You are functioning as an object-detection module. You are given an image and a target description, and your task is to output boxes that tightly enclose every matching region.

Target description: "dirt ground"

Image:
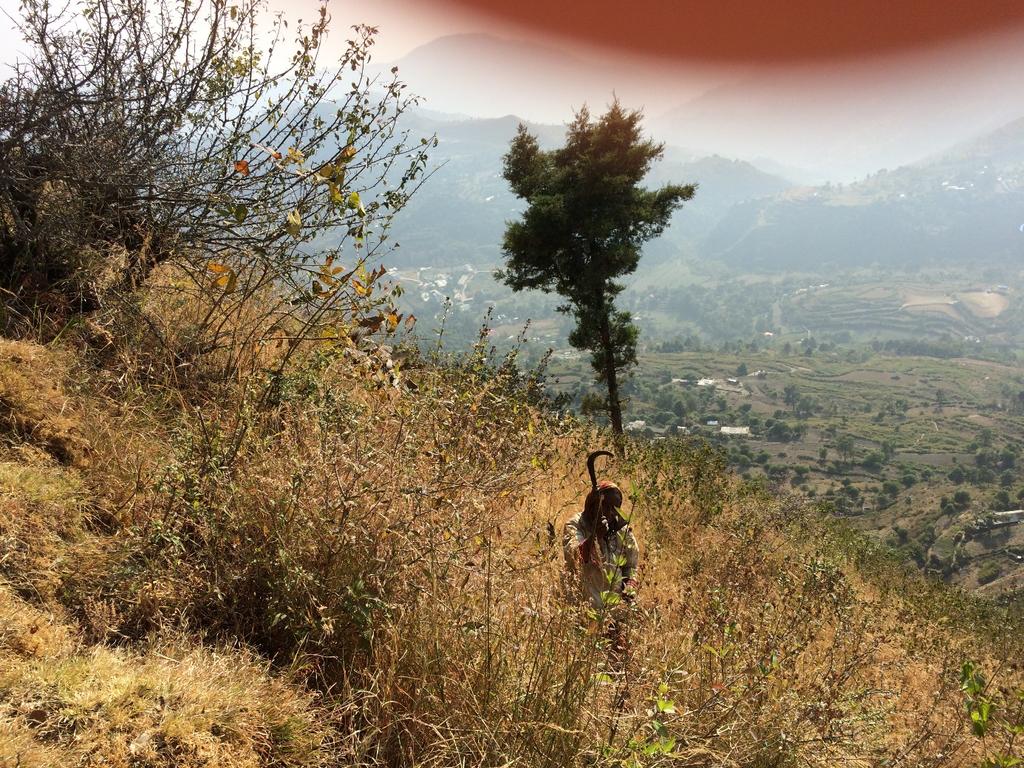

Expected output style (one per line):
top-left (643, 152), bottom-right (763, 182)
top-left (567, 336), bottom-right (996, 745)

top-left (959, 290), bottom-right (1010, 318)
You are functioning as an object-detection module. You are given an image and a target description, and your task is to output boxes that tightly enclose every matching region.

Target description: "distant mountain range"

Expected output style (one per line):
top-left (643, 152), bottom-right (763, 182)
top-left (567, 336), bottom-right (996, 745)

top-left (387, 104), bottom-right (1024, 279)
top-left (650, 65), bottom-right (1024, 182)
top-left (369, 31), bottom-right (1024, 308)
top-left (703, 116), bottom-right (1024, 272)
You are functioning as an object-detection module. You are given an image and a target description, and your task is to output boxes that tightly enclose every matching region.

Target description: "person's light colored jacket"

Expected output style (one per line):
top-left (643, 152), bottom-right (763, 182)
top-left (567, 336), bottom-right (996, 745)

top-left (562, 512), bottom-right (639, 610)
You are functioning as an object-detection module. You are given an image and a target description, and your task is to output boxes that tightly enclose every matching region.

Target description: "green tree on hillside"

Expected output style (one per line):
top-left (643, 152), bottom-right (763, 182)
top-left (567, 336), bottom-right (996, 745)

top-left (498, 102), bottom-right (694, 435)
top-left (783, 383), bottom-right (801, 409)
top-left (795, 395), bottom-right (816, 418)
top-left (836, 434), bottom-right (856, 464)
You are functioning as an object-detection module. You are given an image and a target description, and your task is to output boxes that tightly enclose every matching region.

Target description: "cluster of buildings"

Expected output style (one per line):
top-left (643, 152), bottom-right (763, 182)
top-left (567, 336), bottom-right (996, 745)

top-left (393, 265), bottom-right (484, 310)
top-left (792, 283), bottom-right (830, 297)
top-left (624, 419), bottom-right (752, 438)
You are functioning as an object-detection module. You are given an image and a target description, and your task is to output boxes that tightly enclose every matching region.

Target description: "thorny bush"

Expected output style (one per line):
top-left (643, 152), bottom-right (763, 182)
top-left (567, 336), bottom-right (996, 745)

top-left (0, 0), bottom-right (432, 339)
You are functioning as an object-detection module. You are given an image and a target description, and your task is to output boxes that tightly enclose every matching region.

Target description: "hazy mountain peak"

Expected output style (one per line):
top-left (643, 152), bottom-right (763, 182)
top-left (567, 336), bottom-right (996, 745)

top-left (652, 62), bottom-right (1024, 182)
top-left (931, 114), bottom-right (1024, 167)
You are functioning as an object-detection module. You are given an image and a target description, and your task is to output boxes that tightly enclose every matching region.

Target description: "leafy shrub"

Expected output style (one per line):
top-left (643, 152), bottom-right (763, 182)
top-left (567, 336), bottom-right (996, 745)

top-left (961, 660), bottom-right (1024, 765)
top-left (0, 0), bottom-right (431, 329)
top-left (862, 451), bottom-right (885, 472)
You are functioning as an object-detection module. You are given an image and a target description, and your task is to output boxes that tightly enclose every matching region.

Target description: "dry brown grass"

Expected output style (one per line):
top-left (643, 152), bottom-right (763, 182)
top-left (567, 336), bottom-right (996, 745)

top-left (0, 612), bottom-right (333, 768)
top-left (0, 339), bottom-right (91, 466)
top-left (321, 436), bottom-right (1017, 767)
top-left (0, 458), bottom-right (93, 603)
top-left (0, 331), bottom-right (336, 768)
top-left (0, 341), bottom-right (99, 610)
top-left (0, 582), bottom-right (75, 659)
top-left (0, 321), bottom-right (1022, 767)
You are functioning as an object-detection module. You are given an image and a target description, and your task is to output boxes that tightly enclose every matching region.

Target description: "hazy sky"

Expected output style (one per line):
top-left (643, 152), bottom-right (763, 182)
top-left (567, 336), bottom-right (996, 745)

top-left (3, 0), bottom-right (1023, 178)
top-left (309, 0), bottom-right (508, 62)
top-left (4, 0), bottom-right (1022, 78)
top-left (0, 0), bottom-right (498, 64)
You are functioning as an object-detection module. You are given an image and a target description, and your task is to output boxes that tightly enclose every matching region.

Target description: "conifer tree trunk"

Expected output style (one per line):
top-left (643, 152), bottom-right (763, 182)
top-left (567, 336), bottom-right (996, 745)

top-left (598, 302), bottom-right (625, 437)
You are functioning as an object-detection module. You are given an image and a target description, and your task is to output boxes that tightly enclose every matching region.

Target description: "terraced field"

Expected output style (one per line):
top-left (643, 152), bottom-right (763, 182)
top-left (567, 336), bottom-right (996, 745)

top-left (778, 279), bottom-right (1021, 341)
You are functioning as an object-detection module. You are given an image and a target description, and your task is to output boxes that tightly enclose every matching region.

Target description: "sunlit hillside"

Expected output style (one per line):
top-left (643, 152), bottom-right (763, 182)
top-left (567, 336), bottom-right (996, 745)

top-left (1, 311), bottom-right (1022, 766)
top-left (2, 1), bottom-right (1024, 765)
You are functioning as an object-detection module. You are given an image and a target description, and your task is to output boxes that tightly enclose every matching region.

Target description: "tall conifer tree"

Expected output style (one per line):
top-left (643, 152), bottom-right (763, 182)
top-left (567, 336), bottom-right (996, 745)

top-left (500, 102), bottom-right (695, 435)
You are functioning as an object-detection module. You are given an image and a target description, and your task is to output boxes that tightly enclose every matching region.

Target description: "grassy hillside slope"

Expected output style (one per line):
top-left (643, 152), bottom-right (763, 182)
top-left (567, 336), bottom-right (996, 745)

top-left (0, 319), bottom-right (1022, 767)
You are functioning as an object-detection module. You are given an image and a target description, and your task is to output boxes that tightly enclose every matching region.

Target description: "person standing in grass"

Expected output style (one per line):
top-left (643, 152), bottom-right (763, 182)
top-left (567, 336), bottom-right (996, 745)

top-left (563, 452), bottom-right (639, 611)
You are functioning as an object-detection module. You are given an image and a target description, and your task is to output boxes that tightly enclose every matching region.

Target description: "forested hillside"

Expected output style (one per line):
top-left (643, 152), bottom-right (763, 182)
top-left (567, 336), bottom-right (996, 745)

top-left (704, 118), bottom-right (1024, 271)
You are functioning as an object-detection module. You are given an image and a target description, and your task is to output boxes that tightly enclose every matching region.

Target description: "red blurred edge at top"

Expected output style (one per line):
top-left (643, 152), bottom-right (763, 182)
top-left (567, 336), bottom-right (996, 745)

top-left (442, 0), bottom-right (1024, 62)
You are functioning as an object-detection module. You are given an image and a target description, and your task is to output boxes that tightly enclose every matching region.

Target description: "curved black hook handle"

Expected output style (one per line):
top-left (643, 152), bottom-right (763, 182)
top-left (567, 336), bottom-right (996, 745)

top-left (586, 450), bottom-right (614, 492)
